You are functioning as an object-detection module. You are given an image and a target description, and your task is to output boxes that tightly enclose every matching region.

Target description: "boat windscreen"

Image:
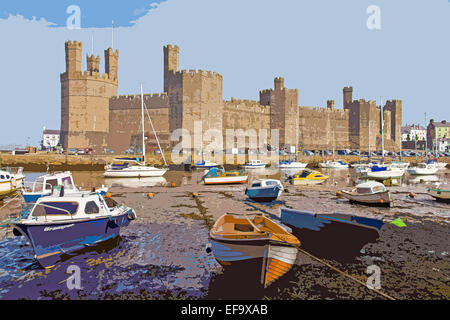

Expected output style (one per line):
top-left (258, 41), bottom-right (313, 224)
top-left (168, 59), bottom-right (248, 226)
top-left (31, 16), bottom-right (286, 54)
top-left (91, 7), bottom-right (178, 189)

top-left (62, 176), bottom-right (75, 190)
top-left (32, 201), bottom-right (79, 216)
top-left (357, 187), bottom-right (372, 194)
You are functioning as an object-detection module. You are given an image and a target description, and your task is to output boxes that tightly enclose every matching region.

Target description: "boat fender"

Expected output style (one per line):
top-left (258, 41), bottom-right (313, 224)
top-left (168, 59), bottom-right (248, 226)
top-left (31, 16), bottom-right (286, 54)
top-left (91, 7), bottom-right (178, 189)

top-left (205, 243), bottom-right (212, 254)
top-left (127, 209), bottom-right (137, 221)
top-left (12, 228), bottom-right (21, 237)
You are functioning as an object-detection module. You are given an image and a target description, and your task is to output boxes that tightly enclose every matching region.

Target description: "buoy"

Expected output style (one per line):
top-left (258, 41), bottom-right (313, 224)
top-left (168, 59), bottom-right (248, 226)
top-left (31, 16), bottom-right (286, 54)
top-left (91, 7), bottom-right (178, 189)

top-left (409, 192), bottom-right (415, 198)
top-left (147, 192), bottom-right (154, 199)
top-left (106, 192), bottom-right (112, 198)
top-left (192, 192), bottom-right (199, 198)
top-left (171, 182), bottom-right (176, 187)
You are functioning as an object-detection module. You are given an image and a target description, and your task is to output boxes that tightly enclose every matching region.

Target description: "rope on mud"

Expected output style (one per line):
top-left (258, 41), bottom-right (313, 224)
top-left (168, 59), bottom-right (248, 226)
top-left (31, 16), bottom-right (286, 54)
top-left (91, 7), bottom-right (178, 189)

top-left (295, 246), bottom-right (396, 300)
top-left (242, 202), bottom-right (397, 300)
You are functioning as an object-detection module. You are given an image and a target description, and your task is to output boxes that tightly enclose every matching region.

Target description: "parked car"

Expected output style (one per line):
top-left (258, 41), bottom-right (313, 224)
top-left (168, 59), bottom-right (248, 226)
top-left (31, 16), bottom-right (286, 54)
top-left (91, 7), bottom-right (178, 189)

top-left (324, 150), bottom-right (333, 156)
top-left (125, 148), bottom-right (135, 154)
top-left (337, 150), bottom-right (348, 156)
top-left (304, 150), bottom-right (314, 156)
top-left (68, 148), bottom-right (78, 155)
top-left (350, 151), bottom-right (359, 156)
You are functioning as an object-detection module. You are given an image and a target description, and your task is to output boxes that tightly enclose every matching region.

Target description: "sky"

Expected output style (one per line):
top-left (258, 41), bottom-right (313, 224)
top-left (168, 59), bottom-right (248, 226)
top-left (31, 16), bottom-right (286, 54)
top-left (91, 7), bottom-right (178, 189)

top-left (0, 0), bottom-right (449, 147)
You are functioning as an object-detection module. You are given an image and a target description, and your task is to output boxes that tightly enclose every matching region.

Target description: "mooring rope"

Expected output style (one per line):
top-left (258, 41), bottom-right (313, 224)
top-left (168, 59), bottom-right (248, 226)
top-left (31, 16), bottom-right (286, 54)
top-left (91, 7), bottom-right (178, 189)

top-left (242, 201), bottom-right (396, 300)
top-left (0, 193), bottom-right (20, 211)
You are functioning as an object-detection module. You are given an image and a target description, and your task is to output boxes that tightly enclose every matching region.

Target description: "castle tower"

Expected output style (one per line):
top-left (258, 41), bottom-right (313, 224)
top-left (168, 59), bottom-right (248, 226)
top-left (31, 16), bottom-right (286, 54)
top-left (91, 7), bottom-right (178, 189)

top-left (65, 40), bottom-right (82, 75)
top-left (164, 45), bottom-right (179, 93)
top-left (86, 54), bottom-right (100, 74)
top-left (60, 41), bottom-right (118, 151)
top-left (327, 100), bottom-right (335, 109)
top-left (343, 86), bottom-right (353, 109)
top-left (384, 100), bottom-right (402, 150)
top-left (105, 48), bottom-right (119, 80)
top-left (261, 77), bottom-right (299, 149)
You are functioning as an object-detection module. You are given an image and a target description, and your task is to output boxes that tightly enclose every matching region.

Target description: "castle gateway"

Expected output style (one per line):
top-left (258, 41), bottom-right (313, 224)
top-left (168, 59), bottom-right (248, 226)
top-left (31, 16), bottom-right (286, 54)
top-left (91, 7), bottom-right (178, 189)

top-left (60, 41), bottom-right (402, 154)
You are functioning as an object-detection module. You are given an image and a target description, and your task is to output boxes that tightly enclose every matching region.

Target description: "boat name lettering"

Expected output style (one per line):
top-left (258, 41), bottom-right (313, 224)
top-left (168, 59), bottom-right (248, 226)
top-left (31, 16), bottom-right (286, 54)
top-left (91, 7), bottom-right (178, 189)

top-left (44, 224), bottom-right (75, 232)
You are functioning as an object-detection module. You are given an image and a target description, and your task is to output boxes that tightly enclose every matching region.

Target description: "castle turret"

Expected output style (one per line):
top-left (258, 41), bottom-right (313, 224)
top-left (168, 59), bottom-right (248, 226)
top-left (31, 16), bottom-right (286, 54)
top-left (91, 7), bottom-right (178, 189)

top-left (274, 77), bottom-right (285, 91)
top-left (87, 54), bottom-right (100, 74)
top-left (343, 86), bottom-right (353, 109)
top-left (164, 45), bottom-right (180, 92)
top-left (65, 40), bottom-right (82, 75)
top-left (327, 100), bottom-right (335, 109)
top-left (105, 48), bottom-right (119, 81)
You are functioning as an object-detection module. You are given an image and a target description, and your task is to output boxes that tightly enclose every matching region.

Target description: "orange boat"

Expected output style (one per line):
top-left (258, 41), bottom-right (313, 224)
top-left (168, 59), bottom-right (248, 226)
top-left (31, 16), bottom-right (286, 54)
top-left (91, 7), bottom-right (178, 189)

top-left (210, 213), bottom-right (300, 288)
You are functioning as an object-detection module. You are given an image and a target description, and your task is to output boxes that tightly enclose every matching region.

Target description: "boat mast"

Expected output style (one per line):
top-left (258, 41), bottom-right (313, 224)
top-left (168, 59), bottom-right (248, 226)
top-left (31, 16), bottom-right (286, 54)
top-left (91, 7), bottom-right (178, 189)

top-left (380, 97), bottom-right (384, 162)
top-left (368, 120), bottom-right (371, 160)
top-left (425, 112), bottom-right (428, 161)
top-left (140, 83), bottom-right (146, 165)
top-left (143, 99), bottom-right (168, 167)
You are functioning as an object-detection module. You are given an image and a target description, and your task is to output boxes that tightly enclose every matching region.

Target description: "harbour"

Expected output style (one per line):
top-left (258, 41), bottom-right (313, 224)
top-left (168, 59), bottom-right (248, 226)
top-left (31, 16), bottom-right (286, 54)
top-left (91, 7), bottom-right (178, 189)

top-left (0, 164), bottom-right (448, 300)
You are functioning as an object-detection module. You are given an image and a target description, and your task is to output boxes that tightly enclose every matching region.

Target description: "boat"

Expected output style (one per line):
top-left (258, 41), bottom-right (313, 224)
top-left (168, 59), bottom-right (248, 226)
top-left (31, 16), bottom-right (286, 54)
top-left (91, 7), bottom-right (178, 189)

top-left (0, 170), bottom-right (19, 201)
top-left (427, 184), bottom-right (450, 203)
top-left (279, 208), bottom-right (384, 262)
top-left (104, 158), bottom-right (167, 178)
top-left (104, 83), bottom-right (168, 178)
top-left (278, 160), bottom-right (307, 169)
top-left (202, 167), bottom-right (248, 185)
top-left (389, 161), bottom-right (410, 170)
top-left (241, 159), bottom-right (266, 169)
top-left (341, 181), bottom-right (391, 207)
top-left (1, 167), bottom-right (25, 189)
top-left (407, 163), bottom-right (438, 175)
top-left (22, 171), bottom-right (108, 203)
top-left (286, 169), bottom-right (328, 185)
top-left (193, 160), bottom-right (218, 169)
top-left (427, 160), bottom-right (447, 170)
top-left (360, 165), bottom-right (405, 180)
top-left (351, 160), bottom-right (379, 169)
top-left (408, 175), bottom-right (439, 184)
top-left (8, 191), bottom-right (137, 267)
top-left (245, 179), bottom-right (283, 202)
top-left (318, 160), bottom-right (348, 169)
top-left (210, 213), bottom-right (300, 288)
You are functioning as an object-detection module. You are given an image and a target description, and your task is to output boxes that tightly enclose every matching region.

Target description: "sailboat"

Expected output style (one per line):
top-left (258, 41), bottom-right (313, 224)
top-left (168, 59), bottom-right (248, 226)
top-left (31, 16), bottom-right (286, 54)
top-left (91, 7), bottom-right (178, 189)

top-left (104, 84), bottom-right (167, 178)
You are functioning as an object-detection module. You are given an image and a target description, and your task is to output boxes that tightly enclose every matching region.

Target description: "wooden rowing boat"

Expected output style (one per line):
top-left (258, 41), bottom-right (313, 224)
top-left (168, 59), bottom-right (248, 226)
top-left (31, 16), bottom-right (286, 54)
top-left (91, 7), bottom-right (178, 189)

top-left (210, 213), bottom-right (300, 288)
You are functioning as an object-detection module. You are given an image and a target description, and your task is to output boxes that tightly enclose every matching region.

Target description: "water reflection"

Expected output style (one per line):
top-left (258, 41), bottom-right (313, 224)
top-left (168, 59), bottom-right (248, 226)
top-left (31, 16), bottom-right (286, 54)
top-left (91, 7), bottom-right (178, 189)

top-left (104, 177), bottom-right (167, 188)
top-left (407, 175), bottom-right (440, 184)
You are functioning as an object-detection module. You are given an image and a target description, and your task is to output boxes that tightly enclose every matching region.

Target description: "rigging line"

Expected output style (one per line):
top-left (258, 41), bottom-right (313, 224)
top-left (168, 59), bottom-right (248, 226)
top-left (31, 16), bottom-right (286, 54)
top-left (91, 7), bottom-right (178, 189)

top-left (143, 101), bottom-right (168, 167)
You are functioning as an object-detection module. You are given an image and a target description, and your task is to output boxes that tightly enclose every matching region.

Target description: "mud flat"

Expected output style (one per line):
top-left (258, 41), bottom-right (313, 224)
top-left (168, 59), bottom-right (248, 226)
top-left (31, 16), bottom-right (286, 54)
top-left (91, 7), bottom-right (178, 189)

top-left (0, 175), bottom-right (448, 300)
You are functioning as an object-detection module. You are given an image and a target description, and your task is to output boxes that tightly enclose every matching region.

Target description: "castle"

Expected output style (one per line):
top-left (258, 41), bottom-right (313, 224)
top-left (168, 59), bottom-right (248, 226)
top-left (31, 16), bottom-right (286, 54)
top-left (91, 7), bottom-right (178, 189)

top-left (60, 41), bottom-right (402, 154)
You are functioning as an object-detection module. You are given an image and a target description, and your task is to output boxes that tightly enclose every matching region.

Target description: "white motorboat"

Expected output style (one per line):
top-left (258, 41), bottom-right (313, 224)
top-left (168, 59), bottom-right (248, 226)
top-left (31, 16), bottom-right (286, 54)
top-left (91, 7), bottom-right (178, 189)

top-left (360, 165), bottom-right (405, 180)
top-left (9, 191), bottom-right (136, 267)
top-left (341, 181), bottom-right (391, 207)
top-left (278, 160), bottom-right (308, 169)
top-left (241, 159), bottom-right (266, 169)
top-left (1, 167), bottom-right (24, 189)
top-left (193, 160), bottom-right (219, 169)
top-left (319, 160), bottom-right (349, 169)
top-left (389, 161), bottom-right (410, 170)
top-left (104, 84), bottom-right (168, 178)
top-left (407, 163), bottom-right (438, 175)
top-left (22, 171), bottom-right (108, 203)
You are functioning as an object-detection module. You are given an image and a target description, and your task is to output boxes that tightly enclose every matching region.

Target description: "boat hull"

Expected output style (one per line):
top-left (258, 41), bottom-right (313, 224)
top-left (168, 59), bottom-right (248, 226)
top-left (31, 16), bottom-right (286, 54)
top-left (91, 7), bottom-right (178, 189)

top-left (428, 188), bottom-right (450, 203)
top-left (203, 176), bottom-right (248, 185)
top-left (341, 190), bottom-right (391, 207)
top-left (291, 178), bottom-right (327, 185)
top-left (279, 163), bottom-right (307, 169)
top-left (361, 169), bottom-right (404, 180)
top-left (245, 186), bottom-right (282, 202)
top-left (407, 168), bottom-right (438, 175)
top-left (12, 211), bottom-right (132, 267)
top-left (103, 168), bottom-right (167, 177)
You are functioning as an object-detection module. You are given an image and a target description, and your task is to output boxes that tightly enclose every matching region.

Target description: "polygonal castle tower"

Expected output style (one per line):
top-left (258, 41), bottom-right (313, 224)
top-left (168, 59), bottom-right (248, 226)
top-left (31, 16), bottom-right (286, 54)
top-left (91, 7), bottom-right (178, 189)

top-left (60, 40), bottom-right (118, 150)
top-left (163, 45), bottom-right (223, 149)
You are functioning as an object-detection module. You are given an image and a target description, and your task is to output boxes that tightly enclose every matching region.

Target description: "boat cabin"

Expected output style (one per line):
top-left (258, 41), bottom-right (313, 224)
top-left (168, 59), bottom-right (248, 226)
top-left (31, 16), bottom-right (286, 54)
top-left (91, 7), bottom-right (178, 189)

top-left (250, 179), bottom-right (282, 189)
top-left (29, 171), bottom-right (78, 194)
top-left (356, 181), bottom-right (387, 194)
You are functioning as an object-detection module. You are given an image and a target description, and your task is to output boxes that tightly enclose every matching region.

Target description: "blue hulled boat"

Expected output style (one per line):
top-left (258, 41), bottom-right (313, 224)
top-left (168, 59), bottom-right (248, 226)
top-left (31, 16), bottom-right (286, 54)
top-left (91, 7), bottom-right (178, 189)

top-left (9, 190), bottom-right (136, 267)
top-left (245, 179), bottom-right (283, 202)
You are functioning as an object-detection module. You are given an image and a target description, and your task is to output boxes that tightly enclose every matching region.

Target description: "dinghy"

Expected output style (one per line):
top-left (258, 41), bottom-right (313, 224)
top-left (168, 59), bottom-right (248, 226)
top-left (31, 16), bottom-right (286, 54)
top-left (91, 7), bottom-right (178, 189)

top-left (8, 191), bottom-right (136, 267)
top-left (210, 213), bottom-right (300, 288)
top-left (245, 179), bottom-right (283, 202)
top-left (427, 184), bottom-right (450, 203)
top-left (193, 160), bottom-right (218, 169)
top-left (341, 181), bottom-right (391, 207)
top-left (202, 167), bottom-right (248, 185)
top-left (280, 208), bottom-right (383, 262)
top-left (286, 169), bottom-right (328, 185)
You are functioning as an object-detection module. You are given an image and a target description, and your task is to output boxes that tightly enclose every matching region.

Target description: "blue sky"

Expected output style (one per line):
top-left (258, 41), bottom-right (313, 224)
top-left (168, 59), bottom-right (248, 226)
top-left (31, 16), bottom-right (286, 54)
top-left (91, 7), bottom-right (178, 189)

top-left (0, 0), bottom-right (449, 147)
top-left (0, 0), bottom-right (165, 27)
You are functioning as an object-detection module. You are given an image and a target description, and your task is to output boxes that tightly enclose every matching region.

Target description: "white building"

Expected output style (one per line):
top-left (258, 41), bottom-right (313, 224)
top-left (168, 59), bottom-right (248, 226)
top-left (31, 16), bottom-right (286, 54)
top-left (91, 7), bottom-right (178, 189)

top-left (401, 124), bottom-right (426, 141)
top-left (42, 127), bottom-right (60, 149)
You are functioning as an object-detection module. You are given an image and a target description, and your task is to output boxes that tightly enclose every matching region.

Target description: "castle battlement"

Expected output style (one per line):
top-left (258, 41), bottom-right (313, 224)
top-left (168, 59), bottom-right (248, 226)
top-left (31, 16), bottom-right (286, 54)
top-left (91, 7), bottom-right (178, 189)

top-left (110, 93), bottom-right (168, 101)
top-left (65, 40), bottom-right (82, 48)
top-left (177, 69), bottom-right (222, 79)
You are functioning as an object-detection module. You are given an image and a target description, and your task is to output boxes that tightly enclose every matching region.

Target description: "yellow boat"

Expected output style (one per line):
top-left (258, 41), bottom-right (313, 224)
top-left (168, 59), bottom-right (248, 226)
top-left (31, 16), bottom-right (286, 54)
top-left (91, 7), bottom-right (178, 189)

top-left (210, 213), bottom-right (300, 288)
top-left (287, 169), bottom-right (328, 185)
